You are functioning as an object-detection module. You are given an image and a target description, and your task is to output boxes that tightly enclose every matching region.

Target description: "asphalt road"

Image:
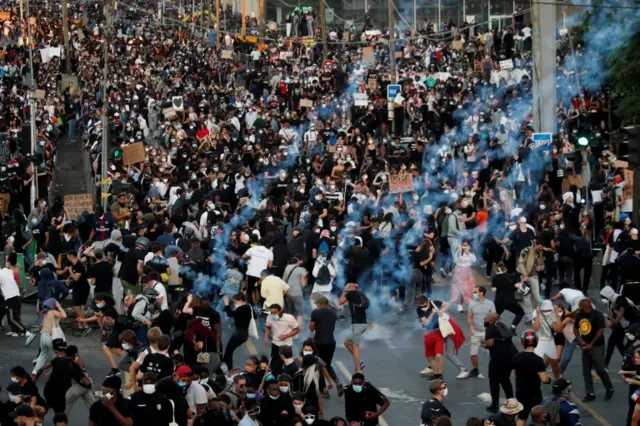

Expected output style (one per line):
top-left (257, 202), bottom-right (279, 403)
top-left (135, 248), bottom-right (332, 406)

top-left (1, 271), bottom-right (628, 426)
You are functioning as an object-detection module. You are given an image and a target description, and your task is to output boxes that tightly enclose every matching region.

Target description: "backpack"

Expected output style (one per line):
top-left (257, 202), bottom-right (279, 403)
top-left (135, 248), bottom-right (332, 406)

top-left (541, 397), bottom-right (563, 425)
top-left (357, 291), bottom-right (370, 310)
top-left (316, 264), bottom-right (331, 285)
top-left (126, 298), bottom-right (149, 328)
top-left (495, 321), bottom-right (514, 341)
top-left (318, 240), bottom-right (329, 254)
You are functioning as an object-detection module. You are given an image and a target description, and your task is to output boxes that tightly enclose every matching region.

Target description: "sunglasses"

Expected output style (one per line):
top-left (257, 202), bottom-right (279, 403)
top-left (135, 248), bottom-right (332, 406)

top-left (304, 415), bottom-right (316, 420)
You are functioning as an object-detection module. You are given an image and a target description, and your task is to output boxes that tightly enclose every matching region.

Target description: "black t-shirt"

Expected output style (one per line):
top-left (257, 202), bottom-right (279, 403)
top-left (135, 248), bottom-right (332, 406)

top-left (88, 260), bottom-right (114, 294)
top-left (485, 323), bottom-right (518, 360)
top-left (119, 248), bottom-right (146, 284)
top-left (89, 395), bottom-right (132, 426)
top-left (70, 261), bottom-right (89, 292)
top-left (421, 398), bottom-right (451, 422)
top-left (157, 376), bottom-right (190, 426)
top-left (574, 309), bottom-right (606, 346)
top-left (345, 290), bottom-right (367, 324)
top-left (344, 382), bottom-right (386, 425)
top-left (492, 273), bottom-right (518, 302)
top-left (310, 307), bottom-right (337, 345)
top-left (614, 296), bottom-right (640, 325)
top-left (511, 228), bottom-right (536, 254)
top-left (512, 351), bottom-right (546, 394)
top-left (192, 306), bottom-right (221, 349)
top-left (47, 356), bottom-right (87, 390)
top-left (129, 391), bottom-right (173, 426)
top-left (140, 352), bottom-right (174, 380)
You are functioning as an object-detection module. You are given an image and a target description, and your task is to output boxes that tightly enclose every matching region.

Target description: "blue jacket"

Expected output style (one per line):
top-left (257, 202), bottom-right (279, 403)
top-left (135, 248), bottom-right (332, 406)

top-left (542, 396), bottom-right (582, 426)
top-left (37, 269), bottom-right (69, 302)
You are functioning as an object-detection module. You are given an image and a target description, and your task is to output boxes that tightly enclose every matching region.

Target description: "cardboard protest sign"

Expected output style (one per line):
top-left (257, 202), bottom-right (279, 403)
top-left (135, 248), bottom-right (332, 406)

top-left (452, 40), bottom-right (463, 50)
top-left (389, 173), bottom-right (413, 193)
top-left (163, 108), bottom-right (177, 120)
top-left (362, 47), bottom-right (374, 63)
top-left (123, 142), bottom-right (146, 165)
top-left (624, 169), bottom-right (634, 201)
top-left (367, 78), bottom-right (377, 89)
top-left (64, 194), bottom-right (93, 218)
top-left (0, 193), bottom-right (10, 216)
top-left (34, 89), bottom-right (46, 100)
top-left (300, 99), bottom-right (313, 108)
top-left (354, 93), bottom-right (368, 106)
top-left (499, 59), bottom-right (514, 70)
top-left (221, 50), bottom-right (233, 59)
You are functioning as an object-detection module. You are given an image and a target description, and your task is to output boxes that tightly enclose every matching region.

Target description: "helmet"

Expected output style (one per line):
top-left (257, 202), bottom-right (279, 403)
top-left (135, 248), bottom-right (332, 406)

top-left (141, 287), bottom-right (159, 301)
top-left (521, 330), bottom-right (538, 348)
top-left (136, 237), bottom-right (151, 252)
top-left (517, 281), bottom-right (531, 296)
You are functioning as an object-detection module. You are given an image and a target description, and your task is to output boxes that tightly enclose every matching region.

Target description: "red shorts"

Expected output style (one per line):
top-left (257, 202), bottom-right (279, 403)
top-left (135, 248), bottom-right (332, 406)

top-left (424, 330), bottom-right (445, 358)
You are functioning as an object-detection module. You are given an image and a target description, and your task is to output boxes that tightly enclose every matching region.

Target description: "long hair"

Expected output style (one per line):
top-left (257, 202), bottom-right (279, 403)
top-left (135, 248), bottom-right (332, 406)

top-left (302, 363), bottom-right (320, 395)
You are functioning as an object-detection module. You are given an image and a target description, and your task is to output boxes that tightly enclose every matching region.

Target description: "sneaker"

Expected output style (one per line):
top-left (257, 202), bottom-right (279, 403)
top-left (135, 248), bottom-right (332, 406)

top-left (425, 374), bottom-right (443, 383)
top-left (420, 367), bottom-right (433, 376)
top-left (468, 368), bottom-right (479, 378)
top-left (31, 358), bottom-right (37, 365)
top-left (440, 268), bottom-right (447, 278)
top-left (6, 331), bottom-right (18, 337)
top-left (107, 368), bottom-right (121, 377)
top-left (605, 389), bottom-right (614, 401)
top-left (220, 362), bottom-right (229, 374)
top-left (477, 373), bottom-right (486, 379)
top-left (25, 331), bottom-right (36, 346)
top-left (486, 405), bottom-right (499, 413)
top-left (456, 370), bottom-right (470, 379)
top-left (457, 304), bottom-right (464, 313)
top-left (582, 393), bottom-right (596, 402)
top-left (337, 382), bottom-right (344, 397)
top-left (359, 361), bottom-right (366, 370)
top-left (79, 327), bottom-right (91, 337)
top-left (485, 274), bottom-right (492, 279)
top-left (323, 391), bottom-right (330, 399)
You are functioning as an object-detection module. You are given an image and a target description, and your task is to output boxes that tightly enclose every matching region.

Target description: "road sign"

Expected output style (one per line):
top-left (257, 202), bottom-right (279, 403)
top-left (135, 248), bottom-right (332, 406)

top-left (532, 132), bottom-right (552, 148)
top-left (387, 84), bottom-right (401, 100)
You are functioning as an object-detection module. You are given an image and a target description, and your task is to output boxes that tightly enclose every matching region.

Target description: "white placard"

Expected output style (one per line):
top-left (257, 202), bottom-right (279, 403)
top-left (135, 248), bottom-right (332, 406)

top-left (393, 94), bottom-right (405, 105)
top-left (354, 93), bottom-right (368, 106)
top-left (499, 59), bottom-right (514, 70)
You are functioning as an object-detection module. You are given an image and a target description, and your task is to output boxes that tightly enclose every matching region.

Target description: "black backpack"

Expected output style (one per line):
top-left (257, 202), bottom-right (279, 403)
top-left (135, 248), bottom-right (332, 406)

top-left (316, 264), bottom-right (331, 285)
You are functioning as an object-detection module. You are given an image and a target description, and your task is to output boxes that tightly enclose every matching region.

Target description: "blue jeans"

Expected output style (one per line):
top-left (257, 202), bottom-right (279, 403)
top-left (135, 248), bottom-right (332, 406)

top-left (560, 339), bottom-right (578, 374)
top-left (67, 118), bottom-right (77, 140)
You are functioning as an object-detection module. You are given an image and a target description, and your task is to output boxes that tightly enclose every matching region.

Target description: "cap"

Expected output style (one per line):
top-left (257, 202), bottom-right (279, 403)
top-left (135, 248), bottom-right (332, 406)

top-left (110, 230), bottom-right (123, 240)
top-left (6, 382), bottom-right (21, 394)
top-left (9, 405), bottom-right (34, 418)
top-left (174, 365), bottom-right (193, 377)
top-left (552, 378), bottom-right (571, 394)
top-left (103, 375), bottom-right (122, 390)
top-left (540, 299), bottom-right (553, 311)
top-left (143, 372), bottom-right (158, 382)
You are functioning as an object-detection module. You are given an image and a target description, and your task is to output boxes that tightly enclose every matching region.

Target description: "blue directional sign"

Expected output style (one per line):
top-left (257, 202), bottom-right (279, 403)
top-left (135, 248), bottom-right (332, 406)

top-left (387, 84), bottom-right (401, 100)
top-left (532, 132), bottom-right (552, 148)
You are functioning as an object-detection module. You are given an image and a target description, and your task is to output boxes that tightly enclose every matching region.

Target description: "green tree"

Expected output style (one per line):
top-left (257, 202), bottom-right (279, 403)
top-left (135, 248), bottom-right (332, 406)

top-left (609, 30), bottom-right (640, 125)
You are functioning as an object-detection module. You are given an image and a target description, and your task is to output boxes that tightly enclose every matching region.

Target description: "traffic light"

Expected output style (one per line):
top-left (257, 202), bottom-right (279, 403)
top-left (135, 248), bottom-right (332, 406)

top-left (577, 136), bottom-right (589, 147)
top-left (112, 148), bottom-right (122, 159)
top-left (620, 125), bottom-right (640, 168)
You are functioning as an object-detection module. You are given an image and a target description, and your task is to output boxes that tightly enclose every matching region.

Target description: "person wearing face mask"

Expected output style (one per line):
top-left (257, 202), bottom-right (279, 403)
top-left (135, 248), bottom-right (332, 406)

top-left (344, 373), bottom-right (390, 426)
top-left (129, 372), bottom-right (173, 426)
top-left (1, 382), bottom-right (24, 423)
top-left (468, 286), bottom-right (496, 378)
top-left (238, 399), bottom-right (261, 426)
top-left (88, 376), bottom-right (133, 426)
top-left (421, 379), bottom-right (451, 424)
top-left (300, 405), bottom-right (331, 426)
top-left (484, 312), bottom-right (518, 413)
top-left (512, 331), bottom-right (551, 426)
top-left (600, 285), bottom-right (640, 370)
top-left (221, 292), bottom-right (253, 370)
top-left (258, 380), bottom-right (295, 426)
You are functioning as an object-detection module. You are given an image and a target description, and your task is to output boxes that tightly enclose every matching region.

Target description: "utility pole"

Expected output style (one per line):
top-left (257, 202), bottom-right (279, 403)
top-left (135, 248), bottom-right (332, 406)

top-left (101, 0), bottom-right (115, 209)
top-left (319, 0), bottom-right (328, 58)
top-left (531, 0), bottom-right (556, 133)
top-left (388, 0), bottom-right (396, 134)
top-left (413, 0), bottom-right (417, 36)
top-left (241, 0), bottom-right (246, 35)
top-left (62, 0), bottom-right (71, 74)
top-left (26, 0), bottom-right (37, 205)
top-left (259, 0), bottom-right (265, 37)
top-left (215, 0), bottom-right (220, 45)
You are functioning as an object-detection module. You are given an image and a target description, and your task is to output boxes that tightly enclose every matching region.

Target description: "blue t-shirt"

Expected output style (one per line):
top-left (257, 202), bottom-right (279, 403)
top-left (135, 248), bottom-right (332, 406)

top-left (417, 300), bottom-right (443, 331)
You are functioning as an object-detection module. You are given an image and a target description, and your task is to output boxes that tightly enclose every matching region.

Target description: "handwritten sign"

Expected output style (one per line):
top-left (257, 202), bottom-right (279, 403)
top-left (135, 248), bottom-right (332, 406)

top-left (499, 59), bottom-right (514, 70)
top-left (623, 169), bottom-right (634, 201)
top-left (367, 78), bottom-right (377, 90)
top-left (279, 51), bottom-right (293, 60)
top-left (395, 51), bottom-right (403, 58)
top-left (123, 142), bottom-right (146, 165)
top-left (34, 89), bottom-right (46, 100)
top-left (300, 99), bottom-right (313, 108)
top-left (354, 93), bottom-right (368, 106)
top-left (451, 40), bottom-right (463, 50)
top-left (163, 108), bottom-right (177, 120)
top-left (362, 46), bottom-right (374, 63)
top-left (221, 50), bottom-right (233, 59)
top-left (64, 194), bottom-right (93, 219)
top-left (389, 173), bottom-right (413, 193)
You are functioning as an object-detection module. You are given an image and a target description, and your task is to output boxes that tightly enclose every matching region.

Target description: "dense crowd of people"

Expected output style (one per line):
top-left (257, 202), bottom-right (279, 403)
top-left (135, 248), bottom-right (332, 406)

top-left (0, 0), bottom-right (639, 425)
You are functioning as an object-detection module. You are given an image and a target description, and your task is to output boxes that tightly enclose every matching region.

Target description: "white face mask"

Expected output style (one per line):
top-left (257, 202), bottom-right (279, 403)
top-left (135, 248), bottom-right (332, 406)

top-left (303, 350), bottom-right (313, 356)
top-left (305, 418), bottom-right (315, 425)
top-left (10, 377), bottom-right (19, 383)
top-left (627, 333), bottom-right (635, 341)
top-left (103, 392), bottom-right (114, 401)
top-left (143, 384), bottom-right (156, 394)
top-left (96, 302), bottom-right (106, 309)
top-left (9, 394), bottom-right (20, 402)
top-left (509, 225), bottom-right (517, 231)
top-left (64, 233), bottom-right (71, 241)
top-left (121, 343), bottom-right (132, 351)
top-left (442, 388), bottom-right (448, 397)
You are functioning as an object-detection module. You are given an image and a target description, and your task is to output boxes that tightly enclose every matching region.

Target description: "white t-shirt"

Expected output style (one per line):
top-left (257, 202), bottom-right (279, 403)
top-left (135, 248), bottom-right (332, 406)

top-left (153, 282), bottom-right (169, 311)
top-left (0, 267), bottom-right (19, 300)
top-left (266, 313), bottom-right (298, 346)
top-left (185, 382), bottom-right (209, 413)
top-left (559, 288), bottom-right (586, 311)
top-left (244, 246), bottom-right (273, 277)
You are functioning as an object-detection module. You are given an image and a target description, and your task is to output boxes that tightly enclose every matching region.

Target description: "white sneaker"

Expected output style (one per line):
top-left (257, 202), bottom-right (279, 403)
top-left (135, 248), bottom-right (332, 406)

top-left (6, 332), bottom-right (18, 337)
top-left (420, 367), bottom-right (433, 376)
top-left (477, 373), bottom-right (486, 379)
top-left (457, 304), bottom-right (464, 313)
top-left (25, 331), bottom-right (36, 346)
top-left (456, 370), bottom-right (470, 379)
